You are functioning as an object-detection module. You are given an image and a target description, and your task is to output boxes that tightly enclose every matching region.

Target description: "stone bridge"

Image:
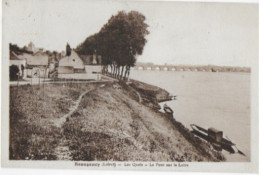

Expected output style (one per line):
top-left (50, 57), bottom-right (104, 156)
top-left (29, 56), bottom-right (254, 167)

top-left (133, 65), bottom-right (250, 73)
top-left (133, 65), bottom-right (211, 72)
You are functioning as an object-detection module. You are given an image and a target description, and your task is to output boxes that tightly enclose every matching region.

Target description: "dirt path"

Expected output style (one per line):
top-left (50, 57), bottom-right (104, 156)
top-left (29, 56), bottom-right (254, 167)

top-left (53, 88), bottom-right (97, 160)
top-left (54, 139), bottom-right (72, 160)
top-left (128, 86), bottom-right (142, 103)
top-left (134, 89), bottom-right (142, 103)
top-left (53, 84), bottom-right (110, 160)
top-left (53, 89), bottom-right (95, 128)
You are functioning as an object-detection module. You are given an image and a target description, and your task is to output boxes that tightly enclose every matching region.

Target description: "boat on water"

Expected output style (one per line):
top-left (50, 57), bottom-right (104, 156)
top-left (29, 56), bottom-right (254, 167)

top-left (163, 104), bottom-right (174, 115)
top-left (190, 124), bottom-right (245, 156)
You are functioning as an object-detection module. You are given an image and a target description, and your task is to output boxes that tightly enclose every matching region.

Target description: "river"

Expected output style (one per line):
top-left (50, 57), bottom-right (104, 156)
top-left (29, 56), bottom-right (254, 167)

top-left (130, 70), bottom-right (250, 162)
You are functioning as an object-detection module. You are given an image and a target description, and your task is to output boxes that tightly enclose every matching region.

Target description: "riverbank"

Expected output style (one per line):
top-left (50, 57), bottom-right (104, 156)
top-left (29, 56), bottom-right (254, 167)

top-left (130, 70), bottom-right (250, 162)
top-left (9, 80), bottom-right (225, 161)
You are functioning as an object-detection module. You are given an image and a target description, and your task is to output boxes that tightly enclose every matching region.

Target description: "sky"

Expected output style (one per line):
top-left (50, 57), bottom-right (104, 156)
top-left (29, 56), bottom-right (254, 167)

top-left (3, 0), bottom-right (258, 67)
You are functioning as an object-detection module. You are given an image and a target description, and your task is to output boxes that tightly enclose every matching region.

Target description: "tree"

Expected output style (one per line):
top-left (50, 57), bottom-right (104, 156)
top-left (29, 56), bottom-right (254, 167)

top-left (66, 43), bottom-right (71, 56)
top-left (76, 34), bottom-right (99, 55)
top-left (76, 10), bottom-right (149, 79)
top-left (9, 43), bottom-right (33, 55)
top-left (10, 65), bottom-right (19, 81)
top-left (98, 11), bottom-right (149, 79)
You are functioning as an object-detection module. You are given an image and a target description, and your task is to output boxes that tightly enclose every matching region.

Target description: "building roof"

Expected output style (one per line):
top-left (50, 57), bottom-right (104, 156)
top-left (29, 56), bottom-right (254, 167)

top-left (18, 53), bottom-right (49, 66)
top-left (10, 51), bottom-right (23, 60)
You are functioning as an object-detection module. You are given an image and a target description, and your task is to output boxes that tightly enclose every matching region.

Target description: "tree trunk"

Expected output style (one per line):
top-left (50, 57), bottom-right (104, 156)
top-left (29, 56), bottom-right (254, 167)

top-left (114, 65), bottom-right (117, 78)
top-left (103, 65), bottom-right (107, 74)
top-left (103, 65), bottom-right (105, 74)
top-left (124, 65), bottom-right (129, 78)
top-left (106, 65), bottom-right (108, 74)
top-left (117, 66), bottom-right (120, 79)
top-left (116, 66), bottom-right (118, 79)
top-left (113, 64), bottom-right (116, 77)
top-left (102, 66), bottom-right (105, 74)
top-left (127, 66), bottom-right (131, 80)
top-left (114, 65), bottom-right (118, 78)
top-left (121, 66), bottom-right (125, 79)
top-left (110, 64), bottom-right (113, 75)
top-left (111, 64), bottom-right (113, 76)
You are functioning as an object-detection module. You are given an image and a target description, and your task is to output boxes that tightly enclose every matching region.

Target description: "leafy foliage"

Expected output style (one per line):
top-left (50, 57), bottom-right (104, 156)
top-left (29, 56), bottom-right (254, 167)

top-left (9, 65), bottom-right (19, 81)
top-left (76, 11), bottom-right (149, 79)
top-left (9, 43), bottom-right (33, 55)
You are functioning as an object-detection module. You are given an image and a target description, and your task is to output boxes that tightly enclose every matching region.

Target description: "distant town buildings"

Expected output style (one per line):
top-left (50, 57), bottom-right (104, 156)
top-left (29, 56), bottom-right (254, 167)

top-left (9, 41), bottom-right (251, 82)
top-left (9, 42), bottom-right (49, 79)
top-left (9, 42), bottom-right (104, 81)
top-left (24, 42), bottom-right (44, 54)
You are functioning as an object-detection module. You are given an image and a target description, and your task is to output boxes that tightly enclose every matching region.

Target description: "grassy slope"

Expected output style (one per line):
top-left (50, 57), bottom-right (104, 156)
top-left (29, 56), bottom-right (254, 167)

top-left (10, 82), bottom-right (224, 161)
top-left (9, 83), bottom-right (96, 160)
top-left (63, 83), bottom-right (224, 161)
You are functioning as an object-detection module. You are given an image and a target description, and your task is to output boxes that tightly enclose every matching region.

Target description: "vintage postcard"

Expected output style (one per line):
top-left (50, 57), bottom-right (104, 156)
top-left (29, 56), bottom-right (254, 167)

top-left (1, 0), bottom-right (259, 173)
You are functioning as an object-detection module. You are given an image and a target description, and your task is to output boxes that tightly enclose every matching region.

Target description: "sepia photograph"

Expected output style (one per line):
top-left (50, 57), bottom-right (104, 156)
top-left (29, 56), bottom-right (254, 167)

top-left (1, 0), bottom-right (259, 173)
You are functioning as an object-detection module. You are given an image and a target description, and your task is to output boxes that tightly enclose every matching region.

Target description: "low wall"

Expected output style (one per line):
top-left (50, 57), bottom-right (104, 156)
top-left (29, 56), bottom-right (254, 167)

top-left (58, 66), bottom-right (74, 74)
top-left (85, 65), bottom-right (102, 74)
top-left (58, 73), bottom-right (101, 80)
top-left (27, 67), bottom-right (49, 78)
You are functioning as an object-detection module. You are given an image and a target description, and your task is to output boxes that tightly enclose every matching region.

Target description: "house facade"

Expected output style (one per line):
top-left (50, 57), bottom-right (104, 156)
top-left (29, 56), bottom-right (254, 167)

top-left (19, 52), bottom-right (49, 78)
top-left (58, 50), bottom-right (85, 74)
top-left (58, 45), bottom-right (102, 80)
